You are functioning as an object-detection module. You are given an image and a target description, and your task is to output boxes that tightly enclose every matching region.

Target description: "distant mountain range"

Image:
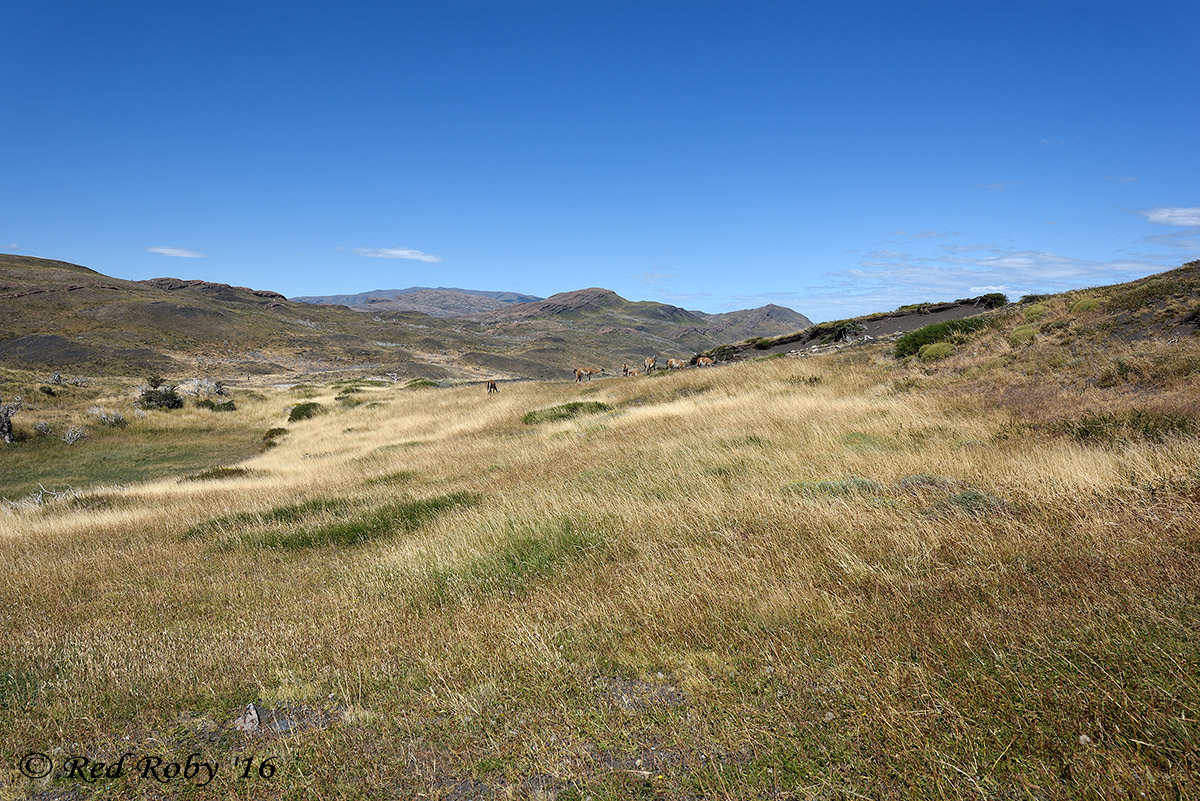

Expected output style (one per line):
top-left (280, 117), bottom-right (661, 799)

top-left (0, 255), bottom-right (812, 380)
top-left (292, 286), bottom-right (543, 317)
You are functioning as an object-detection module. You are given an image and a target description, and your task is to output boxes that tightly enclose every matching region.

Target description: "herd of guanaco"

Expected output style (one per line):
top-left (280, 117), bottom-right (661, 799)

top-left (488, 355), bottom-right (717, 391)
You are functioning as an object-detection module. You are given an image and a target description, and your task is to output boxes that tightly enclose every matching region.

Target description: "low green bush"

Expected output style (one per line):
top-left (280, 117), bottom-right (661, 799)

top-left (1023, 303), bottom-right (1049, 320)
top-left (894, 317), bottom-right (992, 358)
top-left (288, 402), bottom-right (323, 422)
top-left (1010, 324), bottom-right (1036, 346)
top-left (918, 342), bottom-right (955, 361)
top-left (1071, 297), bottom-right (1102, 313)
top-left (195, 398), bottom-right (236, 412)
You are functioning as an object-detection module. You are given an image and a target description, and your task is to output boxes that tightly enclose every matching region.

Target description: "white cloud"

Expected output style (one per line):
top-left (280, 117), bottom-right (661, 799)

top-left (353, 246), bottom-right (442, 262)
top-left (146, 246), bottom-right (206, 258)
top-left (1106, 176), bottom-right (1137, 184)
top-left (1141, 207), bottom-right (1200, 227)
top-left (981, 182), bottom-right (1013, 192)
top-left (632, 270), bottom-right (679, 286)
top-left (969, 285), bottom-right (1008, 293)
top-left (5, 243), bottom-right (17, 249)
top-left (939, 243), bottom-right (997, 253)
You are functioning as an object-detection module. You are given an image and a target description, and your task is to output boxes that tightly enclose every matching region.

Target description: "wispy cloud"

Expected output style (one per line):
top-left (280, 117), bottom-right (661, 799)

top-left (785, 248), bottom-right (1175, 322)
top-left (939, 243), bottom-right (997, 253)
top-left (632, 270), bottom-right (679, 286)
top-left (353, 246), bottom-right (443, 262)
top-left (891, 230), bottom-right (955, 239)
top-left (1141, 207), bottom-right (1200, 227)
top-left (146, 246), bottom-right (206, 258)
top-left (980, 182), bottom-right (1013, 192)
top-left (1106, 176), bottom-right (1137, 184)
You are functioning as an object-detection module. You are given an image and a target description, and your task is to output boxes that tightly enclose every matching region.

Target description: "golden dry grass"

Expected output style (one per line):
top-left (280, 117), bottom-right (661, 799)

top-left (1, 354), bottom-right (1198, 799)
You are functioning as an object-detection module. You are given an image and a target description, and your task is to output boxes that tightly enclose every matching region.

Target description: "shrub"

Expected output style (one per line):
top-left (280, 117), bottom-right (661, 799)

top-left (263, 427), bottom-right (288, 441)
top-left (88, 407), bottom-right (127, 427)
top-left (1023, 303), bottom-right (1049, 320)
top-left (138, 380), bottom-right (183, 410)
top-left (1020, 294), bottom-right (1049, 303)
top-left (522, 402), bottom-right (612, 425)
top-left (1183, 304), bottom-right (1200, 325)
top-left (1071, 297), bottom-right (1103, 313)
top-left (61, 425), bottom-right (88, 444)
top-left (978, 293), bottom-right (1009, 308)
top-left (1043, 320), bottom-right (1071, 331)
top-left (918, 342), bottom-right (955, 362)
top-left (1009, 325), bottom-right (1036, 346)
top-left (38, 386), bottom-right (55, 397)
top-left (894, 317), bottom-right (992, 358)
top-left (195, 398), bottom-right (237, 412)
top-left (288, 402), bottom-right (323, 422)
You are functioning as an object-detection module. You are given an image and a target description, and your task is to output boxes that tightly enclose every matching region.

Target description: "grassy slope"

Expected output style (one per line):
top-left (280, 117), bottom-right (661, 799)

top-left (2, 325), bottom-right (1198, 798)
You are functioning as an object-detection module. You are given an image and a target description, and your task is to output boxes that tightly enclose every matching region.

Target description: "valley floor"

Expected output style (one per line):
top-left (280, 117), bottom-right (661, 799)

top-left (1, 352), bottom-right (1198, 799)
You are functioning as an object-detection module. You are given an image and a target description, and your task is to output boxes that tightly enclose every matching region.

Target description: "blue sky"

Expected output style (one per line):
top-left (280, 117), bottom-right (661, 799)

top-left (2, 1), bottom-right (1197, 322)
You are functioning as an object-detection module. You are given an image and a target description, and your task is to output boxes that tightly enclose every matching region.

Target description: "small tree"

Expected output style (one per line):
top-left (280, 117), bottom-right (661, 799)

top-left (0, 394), bottom-right (24, 444)
top-left (138, 377), bottom-right (183, 410)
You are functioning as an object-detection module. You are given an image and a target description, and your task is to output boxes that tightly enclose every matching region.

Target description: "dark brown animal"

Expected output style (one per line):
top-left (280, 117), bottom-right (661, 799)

top-left (487, 380), bottom-right (499, 394)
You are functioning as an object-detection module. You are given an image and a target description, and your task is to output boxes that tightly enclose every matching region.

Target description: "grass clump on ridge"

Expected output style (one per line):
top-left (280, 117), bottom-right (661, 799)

top-left (894, 316), bottom-right (993, 358)
top-left (918, 342), bottom-right (955, 362)
top-left (522, 401), bottom-right (612, 425)
top-left (288, 401), bottom-right (323, 422)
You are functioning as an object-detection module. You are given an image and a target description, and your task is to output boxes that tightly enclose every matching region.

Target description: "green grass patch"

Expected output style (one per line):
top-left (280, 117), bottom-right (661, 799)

top-left (363, 470), bottom-right (417, 486)
top-left (840, 431), bottom-right (884, 450)
top-left (894, 316), bottom-right (993, 357)
top-left (1071, 297), bottom-right (1103, 313)
top-left (181, 466), bottom-right (254, 482)
top-left (0, 424), bottom-right (267, 500)
top-left (418, 518), bottom-right (605, 606)
top-left (288, 401), bottom-right (323, 422)
top-left (404, 378), bottom-right (438, 389)
top-left (251, 492), bottom-right (479, 549)
top-left (782, 476), bottom-right (883, 496)
top-left (522, 402), bottom-right (612, 425)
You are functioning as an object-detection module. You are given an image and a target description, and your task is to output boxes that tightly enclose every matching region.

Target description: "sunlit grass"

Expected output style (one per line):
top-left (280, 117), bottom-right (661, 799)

top-left (2, 353), bottom-right (1199, 798)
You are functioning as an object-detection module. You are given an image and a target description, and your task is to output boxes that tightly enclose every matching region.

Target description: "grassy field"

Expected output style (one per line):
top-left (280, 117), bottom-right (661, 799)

top-left (1, 335), bottom-right (1198, 798)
